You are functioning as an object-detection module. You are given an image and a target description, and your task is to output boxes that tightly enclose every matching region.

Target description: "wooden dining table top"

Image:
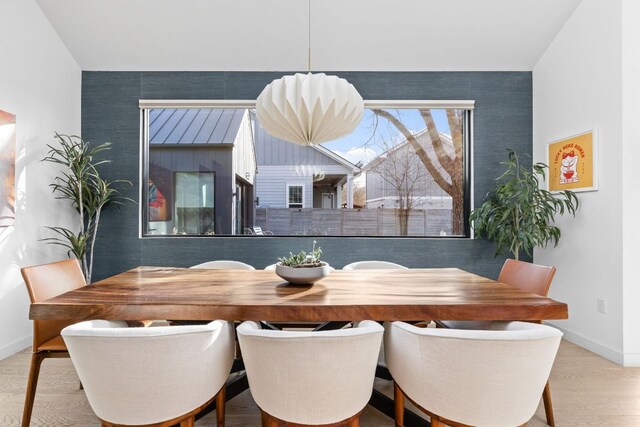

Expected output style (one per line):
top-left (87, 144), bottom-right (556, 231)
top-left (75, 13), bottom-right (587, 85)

top-left (29, 266), bottom-right (568, 322)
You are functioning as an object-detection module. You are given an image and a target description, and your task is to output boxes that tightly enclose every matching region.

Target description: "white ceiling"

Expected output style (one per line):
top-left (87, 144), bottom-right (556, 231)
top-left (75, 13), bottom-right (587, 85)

top-left (36, 0), bottom-right (581, 72)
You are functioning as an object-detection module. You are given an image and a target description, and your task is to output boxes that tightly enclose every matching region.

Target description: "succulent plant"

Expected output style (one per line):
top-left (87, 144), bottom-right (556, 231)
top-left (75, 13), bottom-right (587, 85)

top-left (278, 240), bottom-right (323, 268)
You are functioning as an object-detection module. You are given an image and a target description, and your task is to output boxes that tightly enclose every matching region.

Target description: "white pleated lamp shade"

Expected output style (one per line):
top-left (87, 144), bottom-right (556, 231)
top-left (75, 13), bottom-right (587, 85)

top-left (256, 73), bottom-right (364, 146)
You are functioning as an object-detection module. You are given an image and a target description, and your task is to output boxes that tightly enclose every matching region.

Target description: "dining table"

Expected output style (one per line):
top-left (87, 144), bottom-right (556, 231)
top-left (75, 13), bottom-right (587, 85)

top-left (30, 266), bottom-right (569, 427)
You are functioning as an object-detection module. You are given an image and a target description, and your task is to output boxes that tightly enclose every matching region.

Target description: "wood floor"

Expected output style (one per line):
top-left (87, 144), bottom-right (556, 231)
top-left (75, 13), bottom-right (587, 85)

top-left (1, 340), bottom-right (639, 426)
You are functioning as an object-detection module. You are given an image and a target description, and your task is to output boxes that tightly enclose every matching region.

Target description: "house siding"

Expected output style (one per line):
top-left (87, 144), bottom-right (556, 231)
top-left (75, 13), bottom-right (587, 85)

top-left (149, 145), bottom-right (234, 235)
top-left (255, 118), bottom-right (344, 167)
top-left (233, 110), bottom-right (257, 185)
top-left (256, 166), bottom-right (312, 208)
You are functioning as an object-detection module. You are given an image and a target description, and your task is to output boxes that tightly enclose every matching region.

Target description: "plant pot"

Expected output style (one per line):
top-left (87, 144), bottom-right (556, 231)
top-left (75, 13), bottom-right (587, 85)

top-left (274, 262), bottom-right (332, 285)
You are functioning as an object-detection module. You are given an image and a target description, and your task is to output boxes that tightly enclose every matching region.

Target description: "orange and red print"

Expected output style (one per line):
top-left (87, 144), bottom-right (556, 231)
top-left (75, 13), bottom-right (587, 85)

top-left (548, 130), bottom-right (597, 193)
top-left (0, 110), bottom-right (16, 227)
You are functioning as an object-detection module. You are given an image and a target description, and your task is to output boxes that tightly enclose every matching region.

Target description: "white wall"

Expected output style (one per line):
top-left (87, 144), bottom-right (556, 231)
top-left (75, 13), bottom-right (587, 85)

top-left (621, 0), bottom-right (640, 366)
top-left (533, 0), bottom-right (632, 364)
top-left (0, 0), bottom-right (81, 359)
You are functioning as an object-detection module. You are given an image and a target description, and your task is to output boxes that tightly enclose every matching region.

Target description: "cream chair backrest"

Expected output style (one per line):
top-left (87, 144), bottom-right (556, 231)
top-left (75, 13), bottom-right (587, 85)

top-left (385, 321), bottom-right (562, 427)
top-left (62, 320), bottom-right (234, 426)
top-left (343, 261), bottom-right (408, 270)
top-left (237, 320), bottom-right (383, 425)
top-left (190, 260), bottom-right (255, 270)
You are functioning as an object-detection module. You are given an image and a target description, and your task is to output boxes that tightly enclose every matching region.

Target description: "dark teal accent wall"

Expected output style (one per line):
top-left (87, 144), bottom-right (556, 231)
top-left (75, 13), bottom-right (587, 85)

top-left (82, 71), bottom-right (532, 281)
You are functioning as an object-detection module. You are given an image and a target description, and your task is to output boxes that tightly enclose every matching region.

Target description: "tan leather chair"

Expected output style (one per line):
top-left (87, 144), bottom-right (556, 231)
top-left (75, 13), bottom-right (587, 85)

top-left (436, 259), bottom-right (557, 426)
top-left (20, 259), bottom-right (87, 427)
top-left (499, 258), bottom-right (556, 297)
top-left (20, 259), bottom-right (152, 426)
top-left (500, 259), bottom-right (557, 427)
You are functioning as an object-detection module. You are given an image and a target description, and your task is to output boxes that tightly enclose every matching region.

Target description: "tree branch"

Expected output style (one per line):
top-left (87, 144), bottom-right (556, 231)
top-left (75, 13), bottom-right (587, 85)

top-left (372, 109), bottom-right (453, 195)
top-left (419, 110), bottom-right (455, 173)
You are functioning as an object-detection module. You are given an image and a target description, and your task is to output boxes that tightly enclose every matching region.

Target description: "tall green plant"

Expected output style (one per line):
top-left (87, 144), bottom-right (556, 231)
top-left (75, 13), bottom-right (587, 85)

top-left (470, 150), bottom-right (579, 260)
top-left (42, 133), bottom-right (132, 283)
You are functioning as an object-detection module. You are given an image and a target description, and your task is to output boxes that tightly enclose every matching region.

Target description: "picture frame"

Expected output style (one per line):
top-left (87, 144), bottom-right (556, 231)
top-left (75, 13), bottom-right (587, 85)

top-left (546, 129), bottom-right (598, 193)
top-left (0, 109), bottom-right (16, 227)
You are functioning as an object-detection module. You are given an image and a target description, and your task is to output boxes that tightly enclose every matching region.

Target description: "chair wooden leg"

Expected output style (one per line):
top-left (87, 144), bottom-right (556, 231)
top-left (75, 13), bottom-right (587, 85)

top-left (216, 385), bottom-right (226, 427)
top-left (180, 415), bottom-right (195, 427)
top-left (542, 380), bottom-right (555, 426)
top-left (346, 417), bottom-right (359, 427)
top-left (430, 418), bottom-right (444, 427)
top-left (22, 352), bottom-right (45, 427)
top-left (394, 381), bottom-right (405, 427)
top-left (260, 410), bottom-right (278, 427)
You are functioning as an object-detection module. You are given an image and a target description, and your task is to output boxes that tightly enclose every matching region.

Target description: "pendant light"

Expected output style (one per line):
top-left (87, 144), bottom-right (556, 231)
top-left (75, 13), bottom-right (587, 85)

top-left (255, 0), bottom-right (364, 146)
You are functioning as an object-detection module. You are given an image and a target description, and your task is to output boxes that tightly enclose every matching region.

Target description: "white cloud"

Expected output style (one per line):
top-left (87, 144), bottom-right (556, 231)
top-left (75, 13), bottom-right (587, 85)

top-left (334, 146), bottom-right (379, 166)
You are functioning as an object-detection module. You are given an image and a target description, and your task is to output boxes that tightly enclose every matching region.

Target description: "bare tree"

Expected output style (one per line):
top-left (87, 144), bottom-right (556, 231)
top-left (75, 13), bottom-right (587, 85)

top-left (368, 141), bottom-right (428, 235)
top-left (341, 183), bottom-right (367, 208)
top-left (371, 109), bottom-right (465, 235)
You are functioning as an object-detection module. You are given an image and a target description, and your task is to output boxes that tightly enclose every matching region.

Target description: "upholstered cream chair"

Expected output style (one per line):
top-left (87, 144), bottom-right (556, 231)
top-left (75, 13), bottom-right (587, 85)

top-left (342, 260), bottom-right (408, 366)
top-left (385, 321), bottom-right (562, 427)
top-left (190, 260), bottom-right (255, 270)
top-left (237, 320), bottom-right (384, 426)
top-left (342, 260), bottom-right (408, 270)
top-left (62, 320), bottom-right (235, 427)
top-left (436, 259), bottom-right (558, 426)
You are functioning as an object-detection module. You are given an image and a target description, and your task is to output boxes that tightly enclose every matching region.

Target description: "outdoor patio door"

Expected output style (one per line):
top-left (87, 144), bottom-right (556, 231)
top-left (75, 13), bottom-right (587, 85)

top-left (235, 180), bottom-right (254, 234)
top-left (322, 193), bottom-right (334, 209)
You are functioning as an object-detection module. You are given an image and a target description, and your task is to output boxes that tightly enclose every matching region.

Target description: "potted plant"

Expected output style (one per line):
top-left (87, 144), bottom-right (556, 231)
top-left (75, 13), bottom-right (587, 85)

top-left (275, 241), bottom-right (332, 285)
top-left (42, 133), bottom-right (132, 283)
top-left (470, 150), bottom-right (579, 260)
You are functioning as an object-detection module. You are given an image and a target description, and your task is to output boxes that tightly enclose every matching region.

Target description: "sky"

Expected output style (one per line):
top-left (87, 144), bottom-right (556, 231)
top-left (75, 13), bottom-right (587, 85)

top-left (324, 109), bottom-right (452, 166)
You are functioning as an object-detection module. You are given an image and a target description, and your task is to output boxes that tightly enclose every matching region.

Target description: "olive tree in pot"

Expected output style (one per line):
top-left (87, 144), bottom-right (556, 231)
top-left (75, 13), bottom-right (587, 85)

top-left (470, 150), bottom-right (579, 260)
top-left (42, 133), bottom-right (132, 283)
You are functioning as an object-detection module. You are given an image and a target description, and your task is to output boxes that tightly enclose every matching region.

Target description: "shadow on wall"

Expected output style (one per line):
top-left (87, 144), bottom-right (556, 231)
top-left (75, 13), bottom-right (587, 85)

top-left (0, 131), bottom-right (76, 357)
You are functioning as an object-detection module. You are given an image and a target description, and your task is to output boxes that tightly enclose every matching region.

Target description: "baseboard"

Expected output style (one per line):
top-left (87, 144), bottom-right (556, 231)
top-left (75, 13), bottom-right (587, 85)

top-left (0, 336), bottom-right (31, 361)
top-left (545, 322), bottom-right (624, 365)
top-left (623, 353), bottom-right (640, 367)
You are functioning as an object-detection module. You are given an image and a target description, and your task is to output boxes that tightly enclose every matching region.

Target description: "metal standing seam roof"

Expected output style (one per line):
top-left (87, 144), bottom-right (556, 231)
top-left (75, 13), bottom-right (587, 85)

top-left (149, 108), bottom-right (245, 144)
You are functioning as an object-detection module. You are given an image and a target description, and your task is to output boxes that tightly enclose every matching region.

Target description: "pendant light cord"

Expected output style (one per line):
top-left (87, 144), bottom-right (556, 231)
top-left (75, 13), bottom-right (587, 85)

top-left (308, 0), bottom-right (311, 73)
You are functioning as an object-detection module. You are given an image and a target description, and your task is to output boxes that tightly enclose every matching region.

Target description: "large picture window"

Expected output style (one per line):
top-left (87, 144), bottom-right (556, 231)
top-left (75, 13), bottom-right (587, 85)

top-left (140, 102), bottom-right (473, 237)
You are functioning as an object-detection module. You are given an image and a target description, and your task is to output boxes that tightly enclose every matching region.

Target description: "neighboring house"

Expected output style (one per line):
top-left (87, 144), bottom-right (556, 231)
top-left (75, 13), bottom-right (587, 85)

top-left (252, 112), bottom-right (361, 210)
top-left (363, 130), bottom-right (453, 212)
top-left (147, 108), bottom-right (257, 235)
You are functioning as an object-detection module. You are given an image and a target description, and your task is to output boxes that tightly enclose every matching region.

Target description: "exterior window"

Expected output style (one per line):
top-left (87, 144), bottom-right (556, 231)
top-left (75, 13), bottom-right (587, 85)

top-left (287, 185), bottom-right (304, 208)
top-left (141, 104), bottom-right (472, 237)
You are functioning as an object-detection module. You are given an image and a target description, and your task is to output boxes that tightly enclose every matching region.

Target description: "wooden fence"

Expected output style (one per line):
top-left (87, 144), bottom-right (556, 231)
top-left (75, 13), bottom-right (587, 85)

top-left (254, 208), bottom-right (453, 236)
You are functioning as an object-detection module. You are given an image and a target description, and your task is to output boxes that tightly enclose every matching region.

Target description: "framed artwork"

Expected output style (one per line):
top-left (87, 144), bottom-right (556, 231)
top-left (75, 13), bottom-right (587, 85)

top-left (0, 109), bottom-right (16, 227)
top-left (547, 129), bottom-right (598, 193)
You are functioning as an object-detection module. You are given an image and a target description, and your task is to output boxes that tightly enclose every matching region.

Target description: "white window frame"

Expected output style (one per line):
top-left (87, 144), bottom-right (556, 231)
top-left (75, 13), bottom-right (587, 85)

top-left (286, 183), bottom-right (305, 209)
